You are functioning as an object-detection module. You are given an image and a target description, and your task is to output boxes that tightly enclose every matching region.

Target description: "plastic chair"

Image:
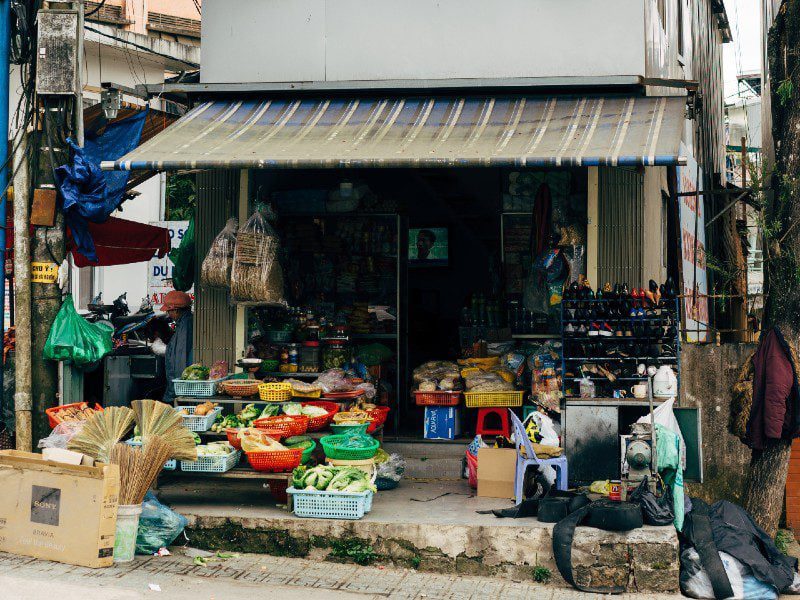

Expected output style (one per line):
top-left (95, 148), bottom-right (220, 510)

top-left (508, 409), bottom-right (568, 504)
top-left (475, 407), bottom-right (510, 437)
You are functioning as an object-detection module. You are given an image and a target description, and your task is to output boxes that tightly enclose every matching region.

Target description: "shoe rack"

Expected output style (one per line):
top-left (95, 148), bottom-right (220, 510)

top-left (559, 284), bottom-right (681, 401)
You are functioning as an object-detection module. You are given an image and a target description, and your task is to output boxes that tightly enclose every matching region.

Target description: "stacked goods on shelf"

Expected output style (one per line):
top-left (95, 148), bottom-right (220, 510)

top-left (560, 279), bottom-right (680, 400)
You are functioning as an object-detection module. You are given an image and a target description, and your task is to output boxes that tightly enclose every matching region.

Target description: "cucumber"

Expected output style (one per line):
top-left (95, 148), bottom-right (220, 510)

top-left (284, 435), bottom-right (312, 446)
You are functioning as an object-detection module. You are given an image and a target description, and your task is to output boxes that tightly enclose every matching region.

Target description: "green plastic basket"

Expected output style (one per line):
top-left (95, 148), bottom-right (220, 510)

top-left (300, 440), bottom-right (317, 464)
top-left (329, 423), bottom-right (369, 435)
top-left (320, 434), bottom-right (380, 460)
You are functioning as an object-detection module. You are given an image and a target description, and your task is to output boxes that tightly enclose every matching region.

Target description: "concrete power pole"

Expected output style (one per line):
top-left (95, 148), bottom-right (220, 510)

top-left (24, 0), bottom-right (81, 444)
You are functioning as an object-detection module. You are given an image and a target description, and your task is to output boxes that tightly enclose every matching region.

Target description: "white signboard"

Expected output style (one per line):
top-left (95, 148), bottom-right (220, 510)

top-left (678, 146), bottom-right (709, 342)
top-left (147, 220), bottom-right (194, 308)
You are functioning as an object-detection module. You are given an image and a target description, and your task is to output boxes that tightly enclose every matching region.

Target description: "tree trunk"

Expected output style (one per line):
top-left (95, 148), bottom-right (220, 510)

top-left (742, 0), bottom-right (800, 536)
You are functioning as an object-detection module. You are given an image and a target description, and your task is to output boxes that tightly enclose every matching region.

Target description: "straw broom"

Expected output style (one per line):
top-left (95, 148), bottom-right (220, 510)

top-left (131, 399), bottom-right (197, 461)
top-left (67, 407), bottom-right (135, 463)
top-left (110, 436), bottom-right (173, 505)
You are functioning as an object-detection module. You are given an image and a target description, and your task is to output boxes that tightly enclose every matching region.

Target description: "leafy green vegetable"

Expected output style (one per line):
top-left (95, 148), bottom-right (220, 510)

top-left (282, 402), bottom-right (302, 416)
top-left (292, 466), bottom-right (307, 488)
top-left (239, 404), bottom-right (261, 422)
top-left (260, 404), bottom-right (281, 418)
top-left (181, 363), bottom-right (210, 381)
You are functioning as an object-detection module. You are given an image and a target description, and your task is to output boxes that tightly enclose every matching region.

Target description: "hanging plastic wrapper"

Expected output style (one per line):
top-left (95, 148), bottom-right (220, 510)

top-left (201, 217), bottom-right (238, 289)
top-left (231, 204), bottom-right (286, 305)
top-left (43, 294), bottom-right (113, 368)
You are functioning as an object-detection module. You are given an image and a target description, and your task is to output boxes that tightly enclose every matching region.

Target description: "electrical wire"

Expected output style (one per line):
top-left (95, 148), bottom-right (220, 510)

top-left (192, 0), bottom-right (201, 16)
top-left (84, 0), bottom-right (107, 18)
top-left (84, 25), bottom-right (200, 68)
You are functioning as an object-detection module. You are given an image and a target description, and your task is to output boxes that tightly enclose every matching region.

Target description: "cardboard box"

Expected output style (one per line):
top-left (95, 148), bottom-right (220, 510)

top-left (423, 406), bottom-right (461, 440)
top-left (477, 447), bottom-right (517, 499)
top-left (0, 450), bottom-right (120, 567)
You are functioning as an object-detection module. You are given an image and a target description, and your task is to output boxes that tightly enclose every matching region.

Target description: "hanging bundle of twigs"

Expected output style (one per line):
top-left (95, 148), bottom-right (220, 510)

top-left (231, 206), bottom-right (286, 304)
top-left (110, 436), bottom-right (172, 505)
top-left (201, 217), bottom-right (238, 289)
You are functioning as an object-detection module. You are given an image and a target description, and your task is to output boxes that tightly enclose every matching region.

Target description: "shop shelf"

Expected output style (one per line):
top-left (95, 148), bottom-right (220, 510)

top-left (177, 405), bottom-right (222, 432)
top-left (463, 391), bottom-right (524, 408)
top-left (173, 376), bottom-right (231, 398)
top-left (180, 448), bottom-right (241, 473)
top-left (287, 487), bottom-right (373, 520)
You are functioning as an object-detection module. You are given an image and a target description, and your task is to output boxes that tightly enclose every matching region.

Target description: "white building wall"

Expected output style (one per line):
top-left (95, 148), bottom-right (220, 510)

top-left (201, 0), bottom-right (648, 83)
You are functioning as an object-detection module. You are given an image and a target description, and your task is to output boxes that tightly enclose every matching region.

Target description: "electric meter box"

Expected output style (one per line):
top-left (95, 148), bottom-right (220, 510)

top-left (36, 9), bottom-right (78, 95)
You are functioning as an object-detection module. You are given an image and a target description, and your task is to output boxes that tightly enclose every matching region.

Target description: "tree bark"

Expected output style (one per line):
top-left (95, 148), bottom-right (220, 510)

top-left (742, 0), bottom-right (800, 536)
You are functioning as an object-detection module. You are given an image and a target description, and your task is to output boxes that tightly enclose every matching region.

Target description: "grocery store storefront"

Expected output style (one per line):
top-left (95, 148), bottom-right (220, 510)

top-left (104, 91), bottom-right (688, 452)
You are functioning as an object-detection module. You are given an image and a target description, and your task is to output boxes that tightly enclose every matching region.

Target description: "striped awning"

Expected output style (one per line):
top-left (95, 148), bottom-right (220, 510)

top-left (102, 95), bottom-right (687, 171)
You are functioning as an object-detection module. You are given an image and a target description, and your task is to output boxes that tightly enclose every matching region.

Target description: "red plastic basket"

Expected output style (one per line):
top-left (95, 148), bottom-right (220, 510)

top-left (226, 427), bottom-right (243, 450)
top-left (253, 415), bottom-right (309, 438)
top-left (46, 402), bottom-right (103, 429)
top-left (367, 406), bottom-right (390, 433)
top-left (413, 391), bottom-right (462, 406)
top-left (300, 400), bottom-right (339, 432)
top-left (246, 448), bottom-right (302, 472)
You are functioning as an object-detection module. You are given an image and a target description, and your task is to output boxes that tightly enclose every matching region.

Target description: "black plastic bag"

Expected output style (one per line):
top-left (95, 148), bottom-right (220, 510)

top-left (630, 477), bottom-right (674, 526)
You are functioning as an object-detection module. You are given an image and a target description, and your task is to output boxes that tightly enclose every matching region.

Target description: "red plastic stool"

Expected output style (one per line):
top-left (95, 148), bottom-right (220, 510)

top-left (475, 407), bottom-right (510, 437)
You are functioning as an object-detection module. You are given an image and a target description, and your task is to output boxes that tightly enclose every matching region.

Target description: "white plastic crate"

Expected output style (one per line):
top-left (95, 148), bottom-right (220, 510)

top-left (173, 376), bottom-right (230, 398)
top-left (125, 440), bottom-right (177, 471)
top-left (180, 448), bottom-right (240, 473)
top-left (287, 487), bottom-right (374, 520)
top-left (176, 405), bottom-right (222, 432)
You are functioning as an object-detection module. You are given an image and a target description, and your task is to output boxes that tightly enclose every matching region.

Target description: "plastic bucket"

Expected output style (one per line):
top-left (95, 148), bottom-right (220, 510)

top-left (113, 503), bottom-right (143, 563)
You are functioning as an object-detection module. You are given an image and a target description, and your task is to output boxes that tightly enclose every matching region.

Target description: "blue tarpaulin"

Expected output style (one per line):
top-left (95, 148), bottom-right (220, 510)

top-left (56, 109), bottom-right (147, 262)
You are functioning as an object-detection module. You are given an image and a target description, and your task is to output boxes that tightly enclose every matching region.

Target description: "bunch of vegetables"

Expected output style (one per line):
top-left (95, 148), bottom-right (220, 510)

top-left (210, 401), bottom-right (332, 433)
top-left (292, 465), bottom-right (376, 493)
top-left (180, 400), bottom-right (217, 417)
top-left (284, 435), bottom-right (314, 452)
top-left (196, 441), bottom-right (235, 457)
top-left (337, 433), bottom-right (376, 449)
top-left (238, 428), bottom-right (286, 452)
top-left (180, 363), bottom-right (210, 381)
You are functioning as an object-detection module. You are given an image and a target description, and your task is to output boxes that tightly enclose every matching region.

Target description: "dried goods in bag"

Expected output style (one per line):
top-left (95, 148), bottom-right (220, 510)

top-left (201, 217), bottom-right (238, 288)
top-left (231, 204), bottom-right (286, 305)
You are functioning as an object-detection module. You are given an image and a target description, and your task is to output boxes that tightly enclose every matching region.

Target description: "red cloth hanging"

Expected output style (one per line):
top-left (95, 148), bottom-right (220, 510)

top-left (67, 216), bottom-right (171, 267)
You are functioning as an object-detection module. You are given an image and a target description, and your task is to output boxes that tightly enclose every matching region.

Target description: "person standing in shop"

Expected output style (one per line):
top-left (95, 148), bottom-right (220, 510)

top-left (161, 290), bottom-right (194, 404)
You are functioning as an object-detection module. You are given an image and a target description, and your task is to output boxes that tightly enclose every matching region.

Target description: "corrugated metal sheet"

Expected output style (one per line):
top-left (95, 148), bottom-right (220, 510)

top-left (102, 95), bottom-right (687, 171)
top-left (193, 170), bottom-right (238, 367)
top-left (597, 166), bottom-right (644, 287)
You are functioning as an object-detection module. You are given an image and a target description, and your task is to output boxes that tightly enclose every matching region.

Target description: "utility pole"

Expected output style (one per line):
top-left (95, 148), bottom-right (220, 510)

top-left (12, 131), bottom-right (31, 451)
top-left (26, 0), bottom-right (80, 444)
top-left (0, 0), bottom-right (11, 443)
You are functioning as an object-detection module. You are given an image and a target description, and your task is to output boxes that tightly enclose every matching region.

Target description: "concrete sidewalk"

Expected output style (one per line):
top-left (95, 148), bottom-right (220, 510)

top-left (0, 549), bottom-right (682, 600)
top-left (156, 476), bottom-right (679, 593)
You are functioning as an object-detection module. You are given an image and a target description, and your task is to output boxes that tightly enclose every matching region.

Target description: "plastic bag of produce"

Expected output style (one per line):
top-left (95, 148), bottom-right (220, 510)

top-left (43, 294), bottom-right (113, 367)
top-left (201, 217), bottom-right (238, 289)
top-left (136, 492), bottom-right (188, 555)
top-left (37, 421), bottom-right (85, 450)
top-left (231, 204), bottom-right (286, 305)
top-left (376, 453), bottom-right (405, 483)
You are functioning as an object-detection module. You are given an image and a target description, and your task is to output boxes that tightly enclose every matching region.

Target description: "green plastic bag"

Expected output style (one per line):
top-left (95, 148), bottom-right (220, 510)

top-left (169, 216), bottom-right (195, 292)
top-left (43, 294), bottom-right (113, 367)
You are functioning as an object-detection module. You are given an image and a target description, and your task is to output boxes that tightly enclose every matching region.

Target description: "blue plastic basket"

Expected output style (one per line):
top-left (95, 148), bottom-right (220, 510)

top-left (125, 440), bottom-right (177, 471)
top-left (287, 487), bottom-right (374, 520)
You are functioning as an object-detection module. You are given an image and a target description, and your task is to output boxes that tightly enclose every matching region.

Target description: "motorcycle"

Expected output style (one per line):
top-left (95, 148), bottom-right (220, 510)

top-left (85, 293), bottom-right (165, 346)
